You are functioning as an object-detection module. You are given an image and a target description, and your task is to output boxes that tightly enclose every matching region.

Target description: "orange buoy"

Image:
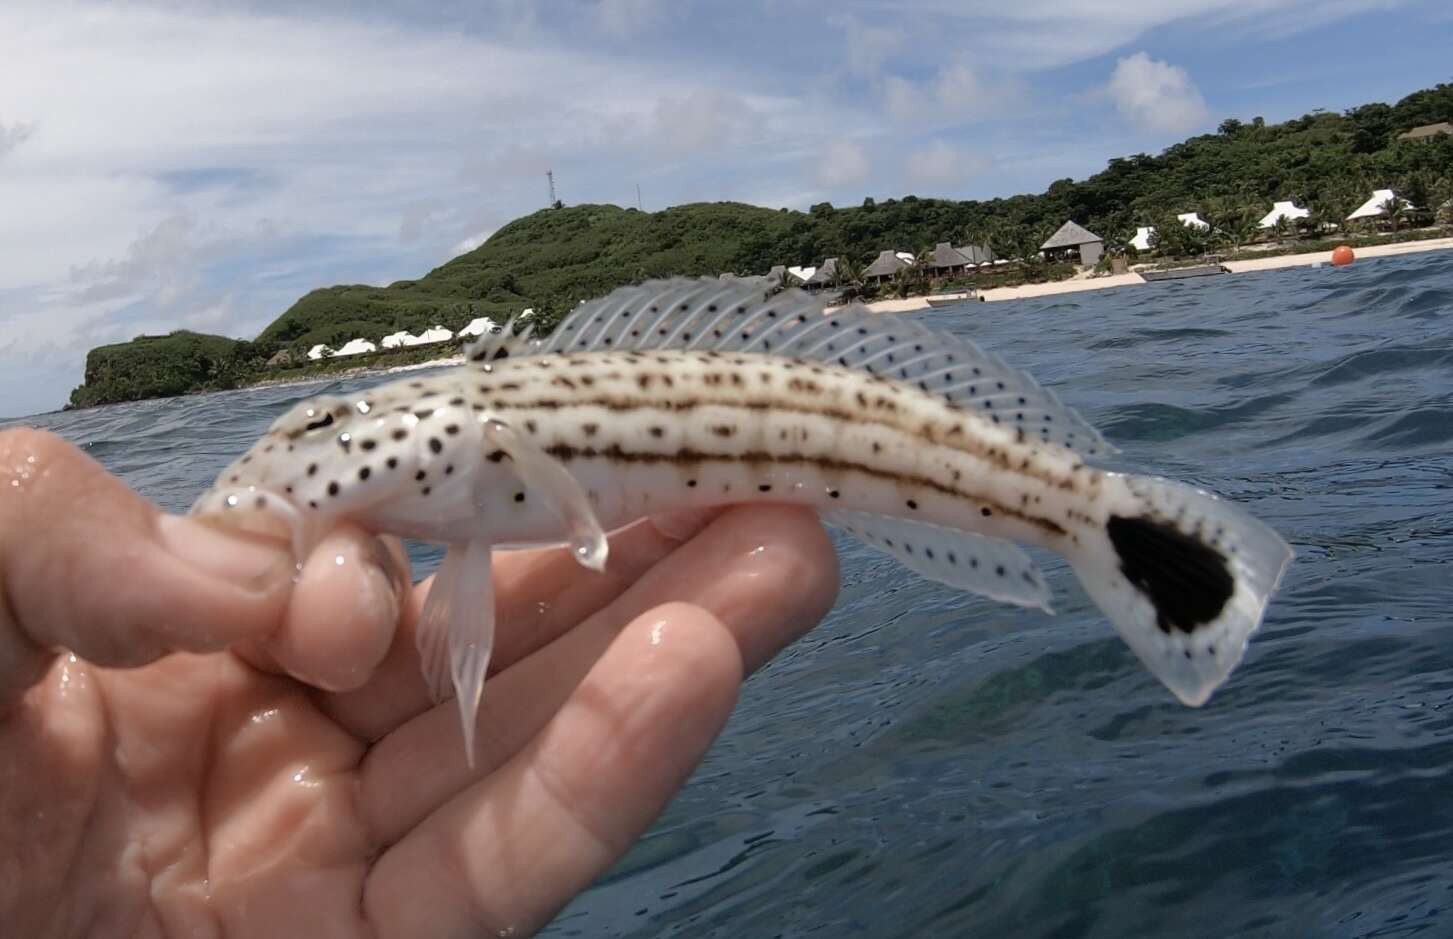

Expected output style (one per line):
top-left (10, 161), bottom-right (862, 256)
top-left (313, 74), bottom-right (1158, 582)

top-left (1331, 245), bottom-right (1355, 266)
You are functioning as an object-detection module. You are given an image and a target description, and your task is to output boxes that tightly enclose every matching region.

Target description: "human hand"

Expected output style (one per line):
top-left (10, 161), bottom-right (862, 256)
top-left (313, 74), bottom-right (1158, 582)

top-left (0, 428), bottom-right (839, 937)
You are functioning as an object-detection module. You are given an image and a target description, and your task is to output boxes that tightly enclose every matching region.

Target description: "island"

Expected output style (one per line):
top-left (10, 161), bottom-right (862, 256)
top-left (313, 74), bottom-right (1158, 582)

top-left (69, 82), bottom-right (1453, 408)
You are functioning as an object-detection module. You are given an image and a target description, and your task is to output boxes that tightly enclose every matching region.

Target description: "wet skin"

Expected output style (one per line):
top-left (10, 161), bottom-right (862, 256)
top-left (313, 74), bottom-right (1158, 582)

top-left (0, 428), bottom-right (839, 938)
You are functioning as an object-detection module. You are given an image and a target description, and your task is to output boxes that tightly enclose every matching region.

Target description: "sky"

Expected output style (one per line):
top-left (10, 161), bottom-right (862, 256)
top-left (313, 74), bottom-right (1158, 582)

top-left (1, 0), bottom-right (1449, 416)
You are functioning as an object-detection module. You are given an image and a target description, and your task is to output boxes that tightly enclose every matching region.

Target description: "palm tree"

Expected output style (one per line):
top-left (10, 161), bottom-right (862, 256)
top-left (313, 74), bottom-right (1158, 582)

top-left (1380, 195), bottom-right (1405, 233)
top-left (833, 255), bottom-right (864, 301)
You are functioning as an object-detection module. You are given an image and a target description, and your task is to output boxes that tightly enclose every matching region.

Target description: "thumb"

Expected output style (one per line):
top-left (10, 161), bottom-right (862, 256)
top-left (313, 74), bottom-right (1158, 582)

top-left (1, 428), bottom-right (296, 700)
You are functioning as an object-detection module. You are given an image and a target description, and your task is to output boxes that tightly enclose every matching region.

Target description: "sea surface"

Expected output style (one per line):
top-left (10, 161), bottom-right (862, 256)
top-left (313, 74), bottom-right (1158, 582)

top-left (10, 251), bottom-right (1453, 937)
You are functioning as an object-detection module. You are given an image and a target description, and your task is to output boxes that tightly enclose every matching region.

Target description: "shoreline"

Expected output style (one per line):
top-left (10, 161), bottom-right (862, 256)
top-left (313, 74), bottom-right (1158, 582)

top-left (216, 235), bottom-right (1453, 394)
top-left (851, 235), bottom-right (1453, 313)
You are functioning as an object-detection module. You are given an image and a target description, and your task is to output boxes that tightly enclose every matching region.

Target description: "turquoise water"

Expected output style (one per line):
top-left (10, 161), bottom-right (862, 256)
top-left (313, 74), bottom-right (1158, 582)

top-left (13, 251), bottom-right (1453, 936)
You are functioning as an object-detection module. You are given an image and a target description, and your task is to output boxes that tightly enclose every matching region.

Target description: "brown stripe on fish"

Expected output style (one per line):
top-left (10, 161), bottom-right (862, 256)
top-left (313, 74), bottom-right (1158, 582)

top-left (539, 442), bottom-right (1070, 538)
top-left (493, 395), bottom-right (1091, 492)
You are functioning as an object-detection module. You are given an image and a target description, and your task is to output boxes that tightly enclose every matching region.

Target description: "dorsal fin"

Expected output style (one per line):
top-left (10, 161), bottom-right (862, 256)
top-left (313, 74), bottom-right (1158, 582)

top-left (495, 277), bottom-right (1111, 456)
top-left (461, 315), bottom-right (535, 364)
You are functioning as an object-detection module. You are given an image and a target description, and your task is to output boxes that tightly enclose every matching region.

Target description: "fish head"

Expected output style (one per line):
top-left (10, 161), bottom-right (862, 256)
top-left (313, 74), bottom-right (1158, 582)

top-left (191, 390), bottom-right (430, 550)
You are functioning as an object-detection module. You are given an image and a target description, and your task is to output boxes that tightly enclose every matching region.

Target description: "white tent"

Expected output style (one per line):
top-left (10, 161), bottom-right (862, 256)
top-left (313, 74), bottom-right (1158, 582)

top-left (457, 316), bottom-right (501, 338)
top-left (1177, 212), bottom-right (1210, 230)
top-left (1347, 189), bottom-right (1414, 221)
top-left (332, 338), bottom-right (377, 357)
top-left (1129, 226), bottom-right (1156, 251)
top-left (895, 251), bottom-right (915, 264)
top-left (381, 330), bottom-right (412, 349)
top-left (306, 344), bottom-right (330, 361)
top-left (787, 265), bottom-right (817, 283)
top-left (1259, 200), bottom-right (1310, 229)
top-left (403, 326), bottom-right (453, 346)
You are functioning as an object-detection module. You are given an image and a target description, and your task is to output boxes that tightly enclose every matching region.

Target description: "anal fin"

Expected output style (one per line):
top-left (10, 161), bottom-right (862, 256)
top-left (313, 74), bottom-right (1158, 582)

top-left (823, 510), bottom-right (1053, 613)
top-left (416, 540), bottom-right (495, 768)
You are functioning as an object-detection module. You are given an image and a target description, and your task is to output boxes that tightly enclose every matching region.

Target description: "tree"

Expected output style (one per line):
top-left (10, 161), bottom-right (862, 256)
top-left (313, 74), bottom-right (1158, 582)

top-left (1380, 195), bottom-right (1405, 232)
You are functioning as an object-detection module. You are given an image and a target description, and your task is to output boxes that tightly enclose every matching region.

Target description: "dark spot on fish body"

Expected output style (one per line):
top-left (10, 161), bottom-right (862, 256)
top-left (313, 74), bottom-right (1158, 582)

top-left (906, 499), bottom-right (918, 510)
top-left (327, 482), bottom-right (340, 497)
top-left (307, 464), bottom-right (318, 477)
top-left (386, 457), bottom-right (398, 470)
top-left (429, 438), bottom-right (443, 454)
top-left (582, 423), bottom-right (599, 437)
top-left (712, 425), bottom-right (735, 437)
top-left (514, 492), bottom-right (526, 503)
top-left (415, 470), bottom-right (427, 481)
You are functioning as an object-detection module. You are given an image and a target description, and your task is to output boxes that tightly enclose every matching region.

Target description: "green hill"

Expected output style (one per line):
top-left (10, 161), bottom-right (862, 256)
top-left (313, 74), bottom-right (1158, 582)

top-left (69, 82), bottom-right (1453, 408)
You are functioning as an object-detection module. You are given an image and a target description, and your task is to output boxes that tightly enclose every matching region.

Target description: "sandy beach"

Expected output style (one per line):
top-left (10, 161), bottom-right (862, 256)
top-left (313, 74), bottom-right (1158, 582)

top-left (847, 235), bottom-right (1453, 313)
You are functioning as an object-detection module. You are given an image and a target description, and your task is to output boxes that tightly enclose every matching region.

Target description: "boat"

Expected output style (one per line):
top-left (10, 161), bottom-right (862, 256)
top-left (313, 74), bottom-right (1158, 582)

top-left (1140, 264), bottom-right (1231, 282)
top-left (924, 290), bottom-right (980, 307)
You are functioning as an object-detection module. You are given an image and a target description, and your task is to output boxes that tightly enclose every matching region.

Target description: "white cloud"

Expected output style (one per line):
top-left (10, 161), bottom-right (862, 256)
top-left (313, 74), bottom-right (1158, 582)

top-left (817, 139), bottom-right (870, 188)
top-left (1105, 52), bottom-right (1211, 134)
top-left (593, 0), bottom-right (669, 37)
top-left (650, 91), bottom-right (766, 155)
top-left (449, 230), bottom-right (494, 258)
top-left (905, 139), bottom-right (985, 190)
top-left (830, 14), bottom-right (906, 78)
top-left (882, 60), bottom-right (1023, 126)
top-left (0, 119), bottom-right (34, 159)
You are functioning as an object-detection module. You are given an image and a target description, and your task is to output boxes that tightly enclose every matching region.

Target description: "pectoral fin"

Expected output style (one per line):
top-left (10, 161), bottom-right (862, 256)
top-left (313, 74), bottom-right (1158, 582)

top-left (416, 540), bottom-right (495, 768)
top-left (481, 417), bottom-right (609, 572)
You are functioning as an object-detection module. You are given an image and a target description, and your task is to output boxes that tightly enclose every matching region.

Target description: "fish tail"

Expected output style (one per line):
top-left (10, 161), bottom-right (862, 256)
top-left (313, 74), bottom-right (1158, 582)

top-left (1067, 475), bottom-right (1293, 706)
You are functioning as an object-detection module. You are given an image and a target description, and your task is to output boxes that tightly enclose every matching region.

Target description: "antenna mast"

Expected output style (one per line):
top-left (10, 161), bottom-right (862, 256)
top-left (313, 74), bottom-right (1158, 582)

top-left (546, 169), bottom-right (559, 208)
top-left (636, 183), bottom-right (643, 211)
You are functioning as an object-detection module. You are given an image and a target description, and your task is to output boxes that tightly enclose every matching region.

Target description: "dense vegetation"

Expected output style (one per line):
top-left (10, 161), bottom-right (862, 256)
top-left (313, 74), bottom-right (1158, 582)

top-left (70, 83), bottom-right (1453, 408)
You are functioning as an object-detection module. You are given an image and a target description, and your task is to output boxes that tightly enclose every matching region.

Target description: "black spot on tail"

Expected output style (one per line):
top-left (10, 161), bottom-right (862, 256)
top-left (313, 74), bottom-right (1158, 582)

top-left (1107, 515), bottom-right (1234, 634)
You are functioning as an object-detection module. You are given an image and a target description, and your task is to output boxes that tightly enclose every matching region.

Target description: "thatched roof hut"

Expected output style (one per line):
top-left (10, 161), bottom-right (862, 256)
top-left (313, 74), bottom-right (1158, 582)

top-left (863, 249), bottom-right (909, 282)
top-left (803, 258), bottom-right (838, 290)
top-left (1040, 221), bottom-right (1104, 266)
top-left (926, 242), bottom-right (970, 273)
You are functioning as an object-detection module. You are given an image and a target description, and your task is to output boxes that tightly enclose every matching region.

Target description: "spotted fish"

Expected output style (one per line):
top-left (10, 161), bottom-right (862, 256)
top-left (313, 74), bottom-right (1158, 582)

top-left (195, 277), bottom-right (1293, 764)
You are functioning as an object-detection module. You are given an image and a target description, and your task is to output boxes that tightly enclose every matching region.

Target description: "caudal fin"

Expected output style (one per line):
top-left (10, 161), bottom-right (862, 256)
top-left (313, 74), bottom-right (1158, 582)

top-left (1069, 475), bottom-right (1293, 706)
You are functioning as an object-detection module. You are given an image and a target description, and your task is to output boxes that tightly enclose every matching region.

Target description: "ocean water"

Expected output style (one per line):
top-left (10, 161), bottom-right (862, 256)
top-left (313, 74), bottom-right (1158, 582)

top-left (10, 250), bottom-right (1453, 937)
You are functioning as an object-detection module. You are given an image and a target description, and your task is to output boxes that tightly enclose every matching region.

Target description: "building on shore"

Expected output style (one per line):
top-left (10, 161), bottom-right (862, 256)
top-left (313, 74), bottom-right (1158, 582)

top-left (803, 258), bottom-right (839, 291)
top-left (863, 249), bottom-right (910, 284)
top-left (1348, 189), bottom-right (1414, 222)
top-left (926, 242), bottom-right (971, 276)
top-left (1397, 122), bottom-right (1452, 141)
top-left (458, 316), bottom-right (501, 338)
top-left (332, 338), bottom-right (378, 358)
top-left (1040, 220), bottom-right (1104, 267)
top-left (1259, 200), bottom-right (1310, 229)
top-left (954, 242), bottom-right (996, 266)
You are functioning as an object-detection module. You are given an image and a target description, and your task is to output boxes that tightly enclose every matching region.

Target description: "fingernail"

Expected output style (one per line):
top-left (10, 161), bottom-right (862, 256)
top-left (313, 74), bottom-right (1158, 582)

top-left (157, 514), bottom-right (296, 590)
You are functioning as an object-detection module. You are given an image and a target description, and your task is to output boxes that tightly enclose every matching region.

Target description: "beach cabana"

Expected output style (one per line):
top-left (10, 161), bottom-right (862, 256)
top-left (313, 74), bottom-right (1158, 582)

top-left (787, 264), bottom-right (817, 284)
top-left (1129, 226), bottom-right (1156, 251)
top-left (458, 316), bottom-right (501, 338)
top-left (951, 242), bottom-right (996, 267)
top-left (803, 258), bottom-right (839, 291)
top-left (1348, 189), bottom-right (1414, 222)
top-left (306, 344), bottom-right (330, 361)
top-left (404, 326), bottom-right (454, 346)
top-left (926, 242), bottom-right (970, 276)
top-left (1040, 221), bottom-right (1104, 266)
top-left (1258, 200), bottom-right (1310, 229)
top-left (863, 249), bottom-right (910, 284)
top-left (1177, 212), bottom-right (1210, 230)
top-left (381, 330), bottom-right (412, 349)
top-left (333, 338), bottom-right (378, 358)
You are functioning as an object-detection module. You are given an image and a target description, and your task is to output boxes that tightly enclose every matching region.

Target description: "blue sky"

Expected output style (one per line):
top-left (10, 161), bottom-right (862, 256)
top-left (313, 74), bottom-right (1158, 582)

top-left (0, 0), bottom-right (1448, 417)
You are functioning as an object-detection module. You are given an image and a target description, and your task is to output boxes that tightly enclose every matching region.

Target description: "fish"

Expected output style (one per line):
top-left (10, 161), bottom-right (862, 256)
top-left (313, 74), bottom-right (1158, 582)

top-left (195, 276), bottom-right (1294, 765)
